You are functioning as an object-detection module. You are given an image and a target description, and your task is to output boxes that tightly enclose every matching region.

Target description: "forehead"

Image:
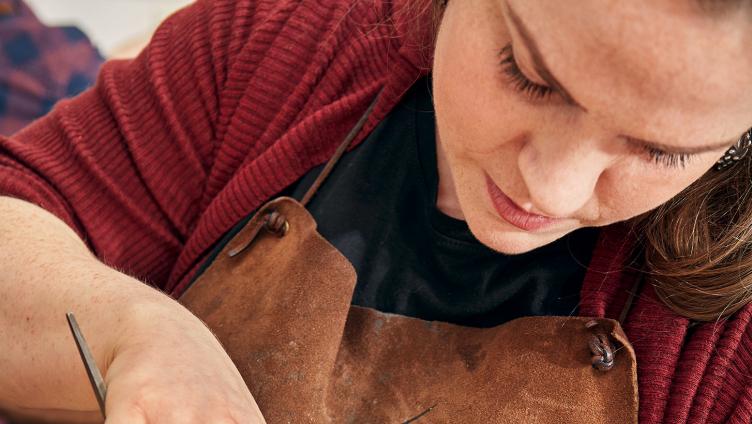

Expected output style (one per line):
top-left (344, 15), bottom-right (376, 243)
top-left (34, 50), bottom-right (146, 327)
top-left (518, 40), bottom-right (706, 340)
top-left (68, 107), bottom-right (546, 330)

top-left (506, 0), bottom-right (752, 145)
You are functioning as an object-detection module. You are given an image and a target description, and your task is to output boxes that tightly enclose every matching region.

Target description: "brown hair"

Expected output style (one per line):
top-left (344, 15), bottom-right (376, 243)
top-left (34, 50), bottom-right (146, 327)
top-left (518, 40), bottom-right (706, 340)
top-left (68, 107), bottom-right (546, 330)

top-left (638, 4), bottom-right (752, 323)
top-left (637, 148), bottom-right (752, 322)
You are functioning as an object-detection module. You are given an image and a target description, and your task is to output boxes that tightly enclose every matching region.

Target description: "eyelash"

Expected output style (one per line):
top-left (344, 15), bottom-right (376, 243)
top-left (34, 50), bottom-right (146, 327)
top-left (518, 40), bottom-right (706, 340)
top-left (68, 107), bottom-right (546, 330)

top-left (498, 44), bottom-right (554, 101)
top-left (644, 146), bottom-right (691, 169)
top-left (498, 43), bottom-right (692, 169)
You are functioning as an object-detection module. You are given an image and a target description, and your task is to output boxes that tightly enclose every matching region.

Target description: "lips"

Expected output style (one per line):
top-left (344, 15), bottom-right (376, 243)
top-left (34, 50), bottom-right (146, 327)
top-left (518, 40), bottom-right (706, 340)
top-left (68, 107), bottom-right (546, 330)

top-left (485, 175), bottom-right (562, 232)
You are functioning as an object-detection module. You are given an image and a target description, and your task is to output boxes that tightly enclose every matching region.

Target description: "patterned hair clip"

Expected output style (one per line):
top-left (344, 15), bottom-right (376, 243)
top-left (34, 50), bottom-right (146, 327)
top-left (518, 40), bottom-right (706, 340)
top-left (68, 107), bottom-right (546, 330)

top-left (715, 129), bottom-right (752, 171)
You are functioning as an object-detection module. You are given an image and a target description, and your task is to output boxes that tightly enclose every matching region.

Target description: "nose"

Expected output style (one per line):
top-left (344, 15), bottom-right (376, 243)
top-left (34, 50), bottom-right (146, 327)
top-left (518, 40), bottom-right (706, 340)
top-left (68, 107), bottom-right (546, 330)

top-left (516, 131), bottom-right (609, 218)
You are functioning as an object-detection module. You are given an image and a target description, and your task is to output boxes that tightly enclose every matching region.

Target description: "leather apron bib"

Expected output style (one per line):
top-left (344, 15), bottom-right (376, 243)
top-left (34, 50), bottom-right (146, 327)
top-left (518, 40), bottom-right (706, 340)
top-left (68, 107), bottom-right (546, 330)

top-left (179, 94), bottom-right (639, 423)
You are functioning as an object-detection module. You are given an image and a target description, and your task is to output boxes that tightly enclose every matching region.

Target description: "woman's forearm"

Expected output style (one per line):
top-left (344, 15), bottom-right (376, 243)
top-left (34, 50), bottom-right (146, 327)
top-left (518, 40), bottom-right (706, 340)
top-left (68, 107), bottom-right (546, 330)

top-left (0, 196), bottom-right (176, 411)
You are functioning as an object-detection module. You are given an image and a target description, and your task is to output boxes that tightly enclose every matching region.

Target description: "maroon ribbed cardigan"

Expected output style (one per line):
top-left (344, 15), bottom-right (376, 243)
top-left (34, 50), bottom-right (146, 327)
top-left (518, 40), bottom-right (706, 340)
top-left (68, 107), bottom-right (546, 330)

top-left (1, 0), bottom-right (750, 422)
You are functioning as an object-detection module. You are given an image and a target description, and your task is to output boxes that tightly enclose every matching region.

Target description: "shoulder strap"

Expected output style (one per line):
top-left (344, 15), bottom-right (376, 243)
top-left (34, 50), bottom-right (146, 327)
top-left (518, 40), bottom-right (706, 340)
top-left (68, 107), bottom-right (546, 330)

top-left (618, 274), bottom-right (644, 325)
top-left (300, 89), bottom-right (384, 207)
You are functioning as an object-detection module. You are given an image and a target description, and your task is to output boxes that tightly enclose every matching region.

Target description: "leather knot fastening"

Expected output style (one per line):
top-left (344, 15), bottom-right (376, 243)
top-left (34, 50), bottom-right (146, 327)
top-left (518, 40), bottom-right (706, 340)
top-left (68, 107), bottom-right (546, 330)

top-left (585, 320), bottom-right (615, 371)
top-left (228, 209), bottom-right (289, 257)
top-left (265, 211), bottom-right (289, 237)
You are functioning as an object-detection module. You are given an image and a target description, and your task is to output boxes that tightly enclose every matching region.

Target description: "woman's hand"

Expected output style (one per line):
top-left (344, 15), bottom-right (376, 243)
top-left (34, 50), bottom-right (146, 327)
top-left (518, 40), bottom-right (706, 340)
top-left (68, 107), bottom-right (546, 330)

top-left (101, 301), bottom-right (266, 424)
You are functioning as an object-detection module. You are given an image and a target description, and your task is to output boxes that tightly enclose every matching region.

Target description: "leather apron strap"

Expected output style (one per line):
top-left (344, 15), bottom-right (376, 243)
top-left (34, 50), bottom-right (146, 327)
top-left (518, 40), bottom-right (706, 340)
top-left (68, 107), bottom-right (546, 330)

top-left (300, 89), bottom-right (384, 207)
top-left (227, 90), bottom-right (383, 258)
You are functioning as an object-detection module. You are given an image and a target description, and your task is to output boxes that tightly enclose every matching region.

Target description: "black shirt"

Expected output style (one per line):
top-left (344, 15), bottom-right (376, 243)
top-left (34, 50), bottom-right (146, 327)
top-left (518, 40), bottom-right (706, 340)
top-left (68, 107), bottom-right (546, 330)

top-left (286, 77), bottom-right (599, 328)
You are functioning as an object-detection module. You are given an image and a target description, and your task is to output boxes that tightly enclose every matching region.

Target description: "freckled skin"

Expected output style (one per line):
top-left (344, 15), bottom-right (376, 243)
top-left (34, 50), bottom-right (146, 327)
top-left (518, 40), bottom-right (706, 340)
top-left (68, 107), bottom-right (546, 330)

top-left (432, 0), bottom-right (752, 254)
top-left (0, 198), bottom-right (263, 422)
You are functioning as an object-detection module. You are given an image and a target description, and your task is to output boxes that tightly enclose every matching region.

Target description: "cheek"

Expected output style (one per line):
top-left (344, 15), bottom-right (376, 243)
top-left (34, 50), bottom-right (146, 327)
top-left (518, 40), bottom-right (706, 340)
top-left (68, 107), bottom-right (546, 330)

top-left (433, 0), bottom-right (526, 158)
top-left (597, 164), bottom-right (712, 224)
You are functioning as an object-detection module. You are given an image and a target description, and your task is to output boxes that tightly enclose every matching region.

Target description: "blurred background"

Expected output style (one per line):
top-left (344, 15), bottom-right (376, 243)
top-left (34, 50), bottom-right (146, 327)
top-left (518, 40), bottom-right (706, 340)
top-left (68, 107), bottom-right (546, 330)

top-left (26, 0), bottom-right (192, 57)
top-left (0, 0), bottom-right (194, 136)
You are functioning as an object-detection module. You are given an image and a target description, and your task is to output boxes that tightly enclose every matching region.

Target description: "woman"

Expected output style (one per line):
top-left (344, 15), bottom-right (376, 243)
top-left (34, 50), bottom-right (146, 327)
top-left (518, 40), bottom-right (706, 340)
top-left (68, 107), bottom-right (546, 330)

top-left (0, 0), bottom-right (751, 422)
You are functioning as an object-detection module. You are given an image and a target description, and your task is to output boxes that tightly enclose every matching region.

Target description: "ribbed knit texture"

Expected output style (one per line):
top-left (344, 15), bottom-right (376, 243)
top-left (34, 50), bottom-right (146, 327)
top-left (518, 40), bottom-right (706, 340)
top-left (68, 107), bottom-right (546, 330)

top-left (0, 1), bottom-right (750, 422)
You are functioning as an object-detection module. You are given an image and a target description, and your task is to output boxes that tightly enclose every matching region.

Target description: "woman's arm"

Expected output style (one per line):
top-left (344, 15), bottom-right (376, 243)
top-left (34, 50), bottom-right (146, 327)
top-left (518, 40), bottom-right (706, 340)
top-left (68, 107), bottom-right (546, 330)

top-left (0, 0), bottom-right (279, 420)
top-left (0, 196), bottom-right (264, 422)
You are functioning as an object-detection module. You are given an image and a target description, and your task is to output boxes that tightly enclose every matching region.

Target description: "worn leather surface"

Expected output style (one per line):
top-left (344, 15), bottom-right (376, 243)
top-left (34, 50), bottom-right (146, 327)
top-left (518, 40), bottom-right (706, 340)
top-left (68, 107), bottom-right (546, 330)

top-left (180, 197), bottom-right (638, 423)
top-left (0, 406), bottom-right (101, 424)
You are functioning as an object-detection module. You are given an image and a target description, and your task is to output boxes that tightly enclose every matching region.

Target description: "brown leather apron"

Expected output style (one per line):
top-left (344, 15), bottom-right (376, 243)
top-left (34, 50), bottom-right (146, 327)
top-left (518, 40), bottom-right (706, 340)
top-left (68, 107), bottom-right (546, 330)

top-left (179, 94), bottom-right (639, 423)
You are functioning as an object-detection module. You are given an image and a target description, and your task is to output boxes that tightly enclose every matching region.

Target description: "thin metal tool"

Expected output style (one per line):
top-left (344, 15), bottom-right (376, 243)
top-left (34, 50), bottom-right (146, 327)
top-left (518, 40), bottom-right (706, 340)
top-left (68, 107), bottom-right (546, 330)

top-left (66, 312), bottom-right (107, 418)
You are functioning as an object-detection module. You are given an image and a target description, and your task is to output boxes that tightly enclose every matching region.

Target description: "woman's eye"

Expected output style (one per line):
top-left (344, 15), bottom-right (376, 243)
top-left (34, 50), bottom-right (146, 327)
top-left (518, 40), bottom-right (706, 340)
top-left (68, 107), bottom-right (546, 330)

top-left (498, 44), bottom-right (695, 170)
top-left (498, 44), bottom-right (554, 101)
top-left (644, 146), bottom-right (692, 169)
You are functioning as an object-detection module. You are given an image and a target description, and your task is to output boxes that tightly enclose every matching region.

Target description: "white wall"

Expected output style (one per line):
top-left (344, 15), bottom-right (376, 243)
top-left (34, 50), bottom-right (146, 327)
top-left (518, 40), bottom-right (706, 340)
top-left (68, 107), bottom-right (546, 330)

top-left (24, 0), bottom-right (193, 56)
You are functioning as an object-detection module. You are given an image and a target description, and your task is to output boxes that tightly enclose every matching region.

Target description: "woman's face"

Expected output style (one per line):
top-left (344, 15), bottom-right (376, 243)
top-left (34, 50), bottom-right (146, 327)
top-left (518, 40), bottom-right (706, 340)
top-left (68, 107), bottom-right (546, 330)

top-left (432, 0), bottom-right (752, 254)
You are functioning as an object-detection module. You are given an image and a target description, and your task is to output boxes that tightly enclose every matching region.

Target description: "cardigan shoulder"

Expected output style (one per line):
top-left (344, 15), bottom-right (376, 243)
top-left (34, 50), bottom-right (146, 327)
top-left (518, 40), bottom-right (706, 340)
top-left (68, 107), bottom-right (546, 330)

top-left (166, 0), bottom-right (434, 290)
top-left (0, 0), bottom-right (432, 287)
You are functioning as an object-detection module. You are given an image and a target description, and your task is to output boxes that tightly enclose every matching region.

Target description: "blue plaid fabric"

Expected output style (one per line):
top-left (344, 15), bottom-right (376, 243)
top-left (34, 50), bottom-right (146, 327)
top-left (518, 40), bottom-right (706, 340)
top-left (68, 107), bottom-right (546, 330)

top-left (0, 0), bottom-right (103, 135)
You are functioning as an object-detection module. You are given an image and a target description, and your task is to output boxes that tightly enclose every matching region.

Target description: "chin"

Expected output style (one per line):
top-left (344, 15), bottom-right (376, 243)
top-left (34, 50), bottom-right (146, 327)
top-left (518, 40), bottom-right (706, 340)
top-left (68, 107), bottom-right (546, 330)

top-left (464, 209), bottom-right (575, 255)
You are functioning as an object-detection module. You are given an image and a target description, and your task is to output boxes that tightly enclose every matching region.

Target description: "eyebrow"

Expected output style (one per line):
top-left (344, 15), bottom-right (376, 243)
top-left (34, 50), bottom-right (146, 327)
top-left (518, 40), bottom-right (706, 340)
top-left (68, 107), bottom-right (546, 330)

top-left (505, 4), bottom-right (584, 110)
top-left (504, 2), bottom-right (734, 156)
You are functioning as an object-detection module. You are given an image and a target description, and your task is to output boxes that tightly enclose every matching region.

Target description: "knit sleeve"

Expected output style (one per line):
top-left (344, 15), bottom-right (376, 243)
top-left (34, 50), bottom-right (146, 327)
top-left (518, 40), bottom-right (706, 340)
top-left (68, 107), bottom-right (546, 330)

top-left (0, 0), bottom-right (254, 287)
